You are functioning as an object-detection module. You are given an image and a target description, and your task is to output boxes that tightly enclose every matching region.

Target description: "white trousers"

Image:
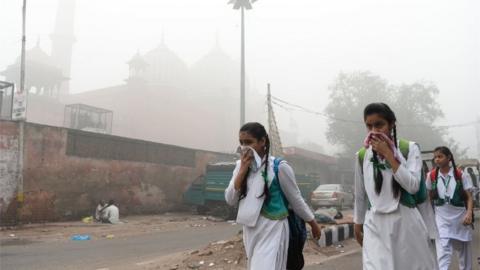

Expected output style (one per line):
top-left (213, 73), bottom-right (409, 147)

top-left (436, 238), bottom-right (472, 270)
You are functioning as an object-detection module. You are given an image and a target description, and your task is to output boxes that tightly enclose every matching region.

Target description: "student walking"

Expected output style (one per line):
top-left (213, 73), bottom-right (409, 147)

top-left (225, 122), bottom-right (321, 270)
top-left (354, 103), bottom-right (436, 270)
top-left (427, 146), bottom-right (474, 270)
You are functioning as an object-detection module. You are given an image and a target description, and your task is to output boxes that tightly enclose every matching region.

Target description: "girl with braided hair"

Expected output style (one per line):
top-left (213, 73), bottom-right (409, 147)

top-left (225, 122), bottom-right (320, 270)
top-left (426, 146), bottom-right (474, 270)
top-left (354, 103), bottom-right (436, 269)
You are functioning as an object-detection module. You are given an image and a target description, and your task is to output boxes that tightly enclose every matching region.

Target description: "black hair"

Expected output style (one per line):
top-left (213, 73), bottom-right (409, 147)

top-left (431, 146), bottom-right (466, 201)
top-left (363, 103), bottom-right (401, 198)
top-left (238, 122), bottom-right (270, 203)
top-left (108, 199), bottom-right (115, 206)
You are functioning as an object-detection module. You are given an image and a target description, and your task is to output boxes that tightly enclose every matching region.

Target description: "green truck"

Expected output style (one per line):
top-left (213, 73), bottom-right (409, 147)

top-left (183, 162), bottom-right (320, 219)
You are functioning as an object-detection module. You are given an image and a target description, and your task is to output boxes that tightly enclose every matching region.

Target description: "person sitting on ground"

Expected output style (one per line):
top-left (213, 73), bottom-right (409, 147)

top-left (466, 167), bottom-right (479, 206)
top-left (102, 199), bottom-right (120, 224)
top-left (94, 200), bottom-right (107, 222)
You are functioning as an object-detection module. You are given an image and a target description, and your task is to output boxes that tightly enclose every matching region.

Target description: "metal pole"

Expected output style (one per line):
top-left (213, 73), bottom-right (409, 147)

top-left (16, 0), bottom-right (27, 225)
top-left (267, 83), bottom-right (271, 101)
top-left (476, 117), bottom-right (480, 159)
top-left (267, 83), bottom-right (271, 120)
top-left (240, 6), bottom-right (245, 126)
top-left (10, 84), bottom-right (15, 119)
top-left (20, 0), bottom-right (26, 95)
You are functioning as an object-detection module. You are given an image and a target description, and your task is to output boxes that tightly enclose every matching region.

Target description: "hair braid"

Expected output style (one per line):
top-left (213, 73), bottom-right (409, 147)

top-left (261, 135), bottom-right (271, 202)
top-left (429, 166), bottom-right (440, 200)
top-left (391, 125), bottom-right (401, 198)
top-left (372, 151), bottom-right (383, 195)
top-left (450, 155), bottom-right (467, 201)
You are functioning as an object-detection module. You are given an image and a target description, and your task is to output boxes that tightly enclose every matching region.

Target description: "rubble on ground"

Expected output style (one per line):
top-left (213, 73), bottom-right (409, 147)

top-left (147, 227), bottom-right (357, 270)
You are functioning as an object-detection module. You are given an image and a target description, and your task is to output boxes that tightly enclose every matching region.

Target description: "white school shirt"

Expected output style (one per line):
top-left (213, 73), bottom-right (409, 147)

top-left (354, 141), bottom-right (422, 224)
top-left (426, 168), bottom-right (473, 241)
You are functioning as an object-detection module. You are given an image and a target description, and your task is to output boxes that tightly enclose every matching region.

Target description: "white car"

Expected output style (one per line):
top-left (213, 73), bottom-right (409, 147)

top-left (310, 184), bottom-right (354, 210)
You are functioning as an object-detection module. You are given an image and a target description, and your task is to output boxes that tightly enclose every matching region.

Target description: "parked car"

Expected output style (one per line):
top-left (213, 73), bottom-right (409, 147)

top-left (310, 184), bottom-right (354, 210)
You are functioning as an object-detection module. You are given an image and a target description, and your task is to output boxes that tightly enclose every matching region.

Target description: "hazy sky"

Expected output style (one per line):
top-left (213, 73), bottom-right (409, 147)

top-left (1, 0), bottom-right (479, 156)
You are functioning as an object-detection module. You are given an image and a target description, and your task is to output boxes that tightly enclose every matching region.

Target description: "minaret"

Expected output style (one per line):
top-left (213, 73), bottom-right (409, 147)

top-left (50, 0), bottom-right (76, 99)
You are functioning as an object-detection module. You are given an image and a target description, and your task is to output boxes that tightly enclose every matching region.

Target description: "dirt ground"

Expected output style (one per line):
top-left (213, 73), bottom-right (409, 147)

top-left (0, 212), bottom-right (228, 244)
top-left (134, 233), bottom-right (358, 270)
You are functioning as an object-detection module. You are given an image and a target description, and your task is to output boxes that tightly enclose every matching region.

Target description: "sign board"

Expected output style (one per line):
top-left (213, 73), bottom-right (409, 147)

top-left (11, 90), bottom-right (27, 121)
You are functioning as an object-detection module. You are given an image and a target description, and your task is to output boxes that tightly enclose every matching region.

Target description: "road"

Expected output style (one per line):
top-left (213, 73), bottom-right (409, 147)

top-left (1, 223), bottom-right (241, 270)
top-left (2, 213), bottom-right (478, 270)
top-left (306, 221), bottom-right (480, 270)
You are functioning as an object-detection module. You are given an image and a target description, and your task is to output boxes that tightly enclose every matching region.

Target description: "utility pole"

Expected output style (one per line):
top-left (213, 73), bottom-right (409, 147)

top-left (267, 83), bottom-right (283, 157)
top-left (15, 0), bottom-right (27, 225)
top-left (476, 116), bottom-right (480, 159)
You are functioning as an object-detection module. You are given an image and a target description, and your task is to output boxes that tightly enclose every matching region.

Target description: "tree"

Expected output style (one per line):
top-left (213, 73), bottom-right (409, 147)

top-left (325, 71), bottom-right (464, 157)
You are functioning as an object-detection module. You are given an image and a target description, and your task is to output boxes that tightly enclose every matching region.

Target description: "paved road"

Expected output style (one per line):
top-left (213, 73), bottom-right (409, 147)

top-left (1, 223), bottom-right (241, 270)
top-left (306, 220), bottom-right (480, 270)
top-left (2, 212), bottom-right (478, 270)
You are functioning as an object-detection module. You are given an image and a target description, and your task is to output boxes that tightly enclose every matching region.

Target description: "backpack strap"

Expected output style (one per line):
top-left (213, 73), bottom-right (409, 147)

top-left (454, 169), bottom-right (463, 181)
top-left (357, 147), bottom-right (372, 209)
top-left (274, 158), bottom-right (283, 178)
top-left (430, 169), bottom-right (437, 181)
top-left (273, 158), bottom-right (288, 208)
top-left (398, 139), bottom-right (410, 160)
top-left (358, 147), bottom-right (367, 174)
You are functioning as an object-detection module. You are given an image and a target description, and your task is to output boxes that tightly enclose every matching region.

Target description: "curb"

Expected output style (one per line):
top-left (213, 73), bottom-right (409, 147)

top-left (317, 224), bottom-right (354, 247)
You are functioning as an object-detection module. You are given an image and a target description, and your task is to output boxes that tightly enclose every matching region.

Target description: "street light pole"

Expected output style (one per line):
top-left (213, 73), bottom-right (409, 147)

top-left (229, 0), bottom-right (256, 127)
top-left (240, 6), bottom-right (245, 126)
top-left (20, 0), bottom-right (26, 95)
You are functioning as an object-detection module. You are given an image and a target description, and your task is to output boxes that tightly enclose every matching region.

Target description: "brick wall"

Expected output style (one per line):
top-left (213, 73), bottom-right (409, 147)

top-left (0, 121), bottom-right (235, 224)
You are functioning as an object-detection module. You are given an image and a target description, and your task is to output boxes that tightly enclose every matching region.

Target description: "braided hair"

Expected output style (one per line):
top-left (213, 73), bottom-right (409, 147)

top-left (364, 103), bottom-right (401, 198)
top-left (238, 122), bottom-right (271, 203)
top-left (430, 146), bottom-right (467, 201)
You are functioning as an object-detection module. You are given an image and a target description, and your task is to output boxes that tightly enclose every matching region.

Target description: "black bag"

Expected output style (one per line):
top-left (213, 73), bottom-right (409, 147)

top-left (286, 209), bottom-right (307, 270)
top-left (274, 158), bottom-right (308, 270)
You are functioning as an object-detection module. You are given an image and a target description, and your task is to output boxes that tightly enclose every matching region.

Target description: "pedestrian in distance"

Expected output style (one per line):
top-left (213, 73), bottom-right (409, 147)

top-left (427, 146), bottom-right (474, 270)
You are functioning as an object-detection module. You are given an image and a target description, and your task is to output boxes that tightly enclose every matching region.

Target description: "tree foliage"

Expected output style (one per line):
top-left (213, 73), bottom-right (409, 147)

top-left (325, 71), bottom-right (464, 157)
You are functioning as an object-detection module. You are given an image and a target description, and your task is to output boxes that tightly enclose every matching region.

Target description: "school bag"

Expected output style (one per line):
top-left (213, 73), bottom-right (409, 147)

top-left (358, 139), bottom-right (428, 208)
top-left (273, 158), bottom-right (307, 270)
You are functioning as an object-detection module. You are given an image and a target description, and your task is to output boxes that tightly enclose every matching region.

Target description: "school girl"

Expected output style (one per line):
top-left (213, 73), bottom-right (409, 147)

top-left (426, 146), bottom-right (474, 270)
top-left (225, 122), bottom-right (321, 270)
top-left (354, 103), bottom-right (436, 269)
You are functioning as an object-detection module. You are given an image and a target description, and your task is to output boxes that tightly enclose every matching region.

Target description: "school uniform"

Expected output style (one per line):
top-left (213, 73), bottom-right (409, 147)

top-left (426, 168), bottom-right (474, 270)
top-left (354, 141), bottom-right (436, 270)
top-left (225, 156), bottom-right (314, 270)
